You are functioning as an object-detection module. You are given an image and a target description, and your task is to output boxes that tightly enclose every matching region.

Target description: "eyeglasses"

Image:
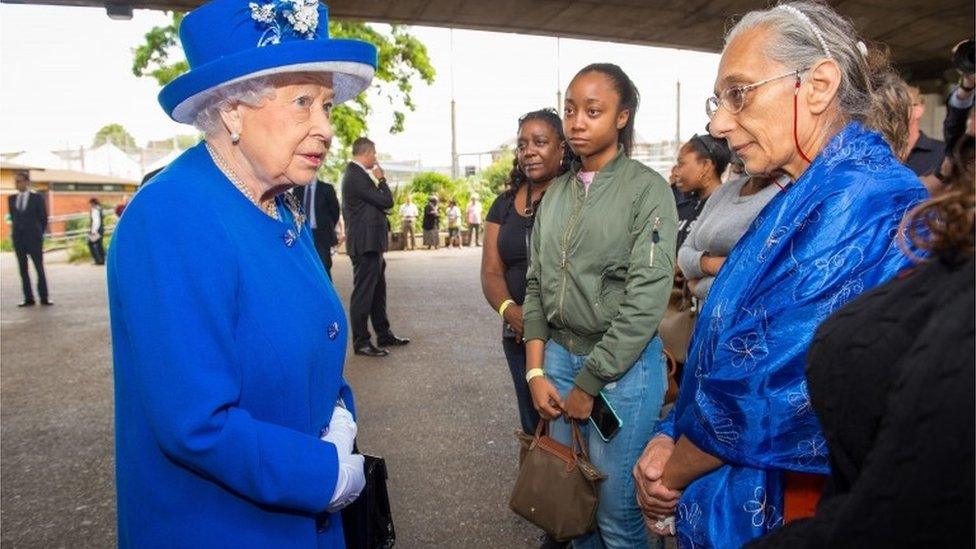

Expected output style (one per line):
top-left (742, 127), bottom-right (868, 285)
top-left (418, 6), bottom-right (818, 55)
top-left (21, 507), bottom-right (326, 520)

top-left (706, 68), bottom-right (808, 118)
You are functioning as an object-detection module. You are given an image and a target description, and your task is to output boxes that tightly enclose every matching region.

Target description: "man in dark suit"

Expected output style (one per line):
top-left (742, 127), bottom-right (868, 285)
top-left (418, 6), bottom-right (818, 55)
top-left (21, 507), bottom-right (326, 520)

top-left (341, 137), bottom-right (409, 357)
top-left (8, 172), bottom-right (51, 306)
top-left (88, 197), bottom-right (106, 265)
top-left (293, 179), bottom-right (340, 278)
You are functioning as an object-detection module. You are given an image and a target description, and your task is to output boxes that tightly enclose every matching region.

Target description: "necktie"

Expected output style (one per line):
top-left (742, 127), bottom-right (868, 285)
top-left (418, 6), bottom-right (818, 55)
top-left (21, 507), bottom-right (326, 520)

top-left (18, 193), bottom-right (27, 211)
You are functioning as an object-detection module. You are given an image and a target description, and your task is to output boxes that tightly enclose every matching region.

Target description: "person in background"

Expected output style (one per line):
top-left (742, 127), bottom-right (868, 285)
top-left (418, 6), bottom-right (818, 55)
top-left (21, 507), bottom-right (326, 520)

top-left (88, 197), bottom-right (106, 266)
top-left (522, 63), bottom-right (677, 548)
top-left (399, 194), bottom-right (418, 250)
top-left (904, 85), bottom-right (946, 177)
top-left (749, 135), bottom-right (975, 549)
top-left (446, 199), bottom-right (462, 248)
top-left (634, 3), bottom-right (927, 546)
top-left (466, 196), bottom-right (482, 247)
top-left (944, 50), bottom-right (975, 154)
top-left (422, 196), bottom-right (440, 250)
top-left (342, 137), bottom-right (410, 357)
top-left (293, 178), bottom-right (341, 278)
top-left (869, 70), bottom-right (914, 162)
top-left (671, 134), bottom-right (730, 249)
top-left (677, 168), bottom-right (782, 301)
top-left (8, 171), bottom-right (50, 307)
top-left (108, 0), bottom-right (375, 542)
top-left (115, 196), bottom-right (128, 218)
top-left (481, 108), bottom-right (574, 436)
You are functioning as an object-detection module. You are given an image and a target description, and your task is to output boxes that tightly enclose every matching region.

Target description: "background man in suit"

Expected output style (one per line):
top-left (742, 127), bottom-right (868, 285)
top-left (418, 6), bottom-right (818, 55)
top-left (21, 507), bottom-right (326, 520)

top-left (294, 178), bottom-right (341, 278)
top-left (87, 197), bottom-right (106, 266)
top-left (8, 172), bottom-right (51, 306)
top-left (342, 137), bottom-right (409, 357)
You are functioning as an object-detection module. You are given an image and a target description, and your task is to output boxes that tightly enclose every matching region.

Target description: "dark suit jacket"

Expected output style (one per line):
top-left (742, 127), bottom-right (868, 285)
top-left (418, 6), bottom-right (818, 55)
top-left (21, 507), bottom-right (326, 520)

top-left (341, 163), bottom-right (393, 256)
top-left (293, 180), bottom-right (340, 248)
top-left (8, 192), bottom-right (47, 246)
top-left (944, 87), bottom-right (971, 154)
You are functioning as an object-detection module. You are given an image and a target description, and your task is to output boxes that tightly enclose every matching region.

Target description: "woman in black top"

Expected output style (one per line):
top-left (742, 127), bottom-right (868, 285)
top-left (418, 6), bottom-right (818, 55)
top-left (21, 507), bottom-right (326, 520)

top-left (481, 108), bottom-right (575, 434)
top-left (749, 137), bottom-right (975, 547)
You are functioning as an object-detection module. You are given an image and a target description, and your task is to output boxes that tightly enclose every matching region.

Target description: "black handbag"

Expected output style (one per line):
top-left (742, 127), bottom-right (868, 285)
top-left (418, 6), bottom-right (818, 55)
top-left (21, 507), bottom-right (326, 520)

top-left (341, 452), bottom-right (396, 549)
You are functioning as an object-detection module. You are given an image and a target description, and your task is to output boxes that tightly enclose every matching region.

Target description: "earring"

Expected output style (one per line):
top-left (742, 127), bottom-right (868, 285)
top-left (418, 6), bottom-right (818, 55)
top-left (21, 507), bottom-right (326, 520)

top-left (230, 132), bottom-right (241, 144)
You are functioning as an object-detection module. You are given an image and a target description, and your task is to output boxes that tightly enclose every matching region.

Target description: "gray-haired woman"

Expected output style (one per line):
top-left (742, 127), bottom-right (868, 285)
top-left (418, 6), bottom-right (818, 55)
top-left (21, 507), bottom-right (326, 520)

top-left (107, 0), bottom-right (378, 545)
top-left (633, 2), bottom-right (927, 546)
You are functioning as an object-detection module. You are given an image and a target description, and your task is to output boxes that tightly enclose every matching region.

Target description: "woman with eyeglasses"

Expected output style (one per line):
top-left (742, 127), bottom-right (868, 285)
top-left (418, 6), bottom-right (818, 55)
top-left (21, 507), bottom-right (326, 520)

top-left (632, 2), bottom-right (927, 547)
top-left (675, 135), bottom-right (782, 300)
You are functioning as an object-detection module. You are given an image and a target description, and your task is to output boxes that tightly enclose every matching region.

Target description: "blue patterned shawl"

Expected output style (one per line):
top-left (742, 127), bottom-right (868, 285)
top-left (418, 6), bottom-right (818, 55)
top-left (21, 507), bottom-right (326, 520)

top-left (657, 122), bottom-right (928, 548)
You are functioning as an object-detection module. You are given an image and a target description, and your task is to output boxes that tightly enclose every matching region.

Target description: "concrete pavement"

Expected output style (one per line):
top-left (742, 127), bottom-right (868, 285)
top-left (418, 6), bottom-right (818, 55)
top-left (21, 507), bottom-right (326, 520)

top-left (1, 246), bottom-right (540, 548)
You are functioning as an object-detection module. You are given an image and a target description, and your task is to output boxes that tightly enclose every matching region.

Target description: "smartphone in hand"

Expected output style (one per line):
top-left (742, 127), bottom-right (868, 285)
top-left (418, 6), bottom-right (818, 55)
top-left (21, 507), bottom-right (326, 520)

top-left (590, 391), bottom-right (623, 442)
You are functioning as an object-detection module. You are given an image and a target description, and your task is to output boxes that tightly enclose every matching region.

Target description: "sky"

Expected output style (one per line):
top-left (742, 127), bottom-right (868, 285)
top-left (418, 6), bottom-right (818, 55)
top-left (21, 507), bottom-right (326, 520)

top-left (0, 4), bottom-right (721, 169)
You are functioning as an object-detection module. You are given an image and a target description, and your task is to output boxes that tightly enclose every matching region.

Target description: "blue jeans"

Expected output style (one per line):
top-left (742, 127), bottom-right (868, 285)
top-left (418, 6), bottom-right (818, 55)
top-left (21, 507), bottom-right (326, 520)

top-left (545, 337), bottom-right (667, 549)
top-left (502, 337), bottom-right (541, 434)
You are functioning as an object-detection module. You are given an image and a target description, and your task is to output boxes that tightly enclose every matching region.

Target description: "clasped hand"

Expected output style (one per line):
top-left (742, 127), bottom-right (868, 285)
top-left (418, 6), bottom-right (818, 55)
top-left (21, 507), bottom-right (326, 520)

top-left (321, 405), bottom-right (365, 513)
top-left (633, 434), bottom-right (682, 536)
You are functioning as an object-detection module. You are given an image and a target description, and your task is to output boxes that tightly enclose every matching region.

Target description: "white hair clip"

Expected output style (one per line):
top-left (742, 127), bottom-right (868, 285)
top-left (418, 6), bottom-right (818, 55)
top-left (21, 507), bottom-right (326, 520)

top-left (776, 4), bottom-right (833, 59)
top-left (856, 41), bottom-right (869, 57)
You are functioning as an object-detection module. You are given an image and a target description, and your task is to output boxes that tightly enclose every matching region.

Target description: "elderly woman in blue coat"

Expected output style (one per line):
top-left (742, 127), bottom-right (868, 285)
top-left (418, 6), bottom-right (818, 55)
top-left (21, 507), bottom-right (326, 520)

top-left (107, 0), bottom-right (376, 546)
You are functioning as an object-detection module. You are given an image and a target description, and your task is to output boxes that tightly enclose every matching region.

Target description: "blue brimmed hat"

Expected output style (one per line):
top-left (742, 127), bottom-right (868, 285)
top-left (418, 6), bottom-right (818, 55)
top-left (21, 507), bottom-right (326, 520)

top-left (159, 0), bottom-right (377, 123)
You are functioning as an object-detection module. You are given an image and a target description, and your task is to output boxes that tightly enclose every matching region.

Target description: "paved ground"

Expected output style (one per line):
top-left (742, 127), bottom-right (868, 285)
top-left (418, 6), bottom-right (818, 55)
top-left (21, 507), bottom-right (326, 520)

top-left (1, 246), bottom-right (541, 548)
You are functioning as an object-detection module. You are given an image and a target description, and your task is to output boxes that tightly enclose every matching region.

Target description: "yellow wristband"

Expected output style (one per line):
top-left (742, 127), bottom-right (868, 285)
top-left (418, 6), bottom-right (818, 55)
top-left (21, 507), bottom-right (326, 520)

top-left (525, 368), bottom-right (545, 383)
top-left (498, 299), bottom-right (515, 317)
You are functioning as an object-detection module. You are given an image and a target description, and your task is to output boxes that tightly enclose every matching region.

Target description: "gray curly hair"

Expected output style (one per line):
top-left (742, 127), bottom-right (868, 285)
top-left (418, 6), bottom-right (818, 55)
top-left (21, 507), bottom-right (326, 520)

top-left (727, 1), bottom-right (886, 125)
top-left (191, 77), bottom-right (276, 134)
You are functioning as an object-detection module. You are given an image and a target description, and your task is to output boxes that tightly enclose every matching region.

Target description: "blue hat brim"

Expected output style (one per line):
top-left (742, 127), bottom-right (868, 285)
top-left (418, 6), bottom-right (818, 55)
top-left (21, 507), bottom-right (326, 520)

top-left (159, 38), bottom-right (376, 124)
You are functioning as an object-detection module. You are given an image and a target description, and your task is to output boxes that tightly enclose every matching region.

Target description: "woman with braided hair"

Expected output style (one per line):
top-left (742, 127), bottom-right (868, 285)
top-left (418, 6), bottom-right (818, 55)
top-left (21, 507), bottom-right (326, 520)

top-left (481, 108), bottom-right (576, 436)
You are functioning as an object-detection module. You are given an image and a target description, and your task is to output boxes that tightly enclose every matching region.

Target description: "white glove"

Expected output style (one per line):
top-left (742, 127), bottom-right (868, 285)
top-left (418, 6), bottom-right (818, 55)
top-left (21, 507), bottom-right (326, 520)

top-left (326, 453), bottom-right (365, 513)
top-left (321, 405), bottom-right (356, 456)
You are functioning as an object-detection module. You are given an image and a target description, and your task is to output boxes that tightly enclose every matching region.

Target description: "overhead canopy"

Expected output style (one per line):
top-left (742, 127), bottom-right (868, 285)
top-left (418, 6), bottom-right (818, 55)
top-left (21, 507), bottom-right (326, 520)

top-left (3, 0), bottom-right (972, 85)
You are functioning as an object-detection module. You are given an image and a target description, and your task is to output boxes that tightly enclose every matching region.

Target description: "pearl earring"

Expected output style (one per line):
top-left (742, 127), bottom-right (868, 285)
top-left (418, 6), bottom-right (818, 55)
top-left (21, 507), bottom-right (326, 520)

top-left (230, 132), bottom-right (240, 144)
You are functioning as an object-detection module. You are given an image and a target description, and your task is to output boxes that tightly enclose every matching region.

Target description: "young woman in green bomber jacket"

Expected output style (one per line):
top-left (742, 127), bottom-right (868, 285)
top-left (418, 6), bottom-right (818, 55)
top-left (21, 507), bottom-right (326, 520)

top-left (521, 63), bottom-right (678, 548)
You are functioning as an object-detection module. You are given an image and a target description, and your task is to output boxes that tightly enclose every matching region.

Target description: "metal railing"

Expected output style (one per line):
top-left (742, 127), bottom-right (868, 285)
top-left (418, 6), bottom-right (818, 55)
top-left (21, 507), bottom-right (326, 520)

top-left (44, 212), bottom-right (116, 246)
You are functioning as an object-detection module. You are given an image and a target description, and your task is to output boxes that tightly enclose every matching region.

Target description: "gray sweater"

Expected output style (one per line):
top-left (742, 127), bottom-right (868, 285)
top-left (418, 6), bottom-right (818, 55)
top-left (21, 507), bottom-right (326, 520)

top-left (678, 175), bottom-right (783, 299)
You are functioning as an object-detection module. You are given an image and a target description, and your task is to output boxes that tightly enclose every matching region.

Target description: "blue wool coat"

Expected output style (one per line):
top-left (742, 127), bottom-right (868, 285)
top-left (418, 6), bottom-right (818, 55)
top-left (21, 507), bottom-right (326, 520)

top-left (108, 143), bottom-right (352, 548)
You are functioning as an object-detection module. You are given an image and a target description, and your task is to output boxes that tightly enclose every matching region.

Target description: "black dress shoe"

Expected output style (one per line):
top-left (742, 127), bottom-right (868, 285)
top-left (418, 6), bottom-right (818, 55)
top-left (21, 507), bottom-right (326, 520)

top-left (40, 300), bottom-right (54, 306)
top-left (17, 301), bottom-right (36, 307)
top-left (353, 343), bottom-right (389, 357)
top-left (377, 334), bottom-right (410, 346)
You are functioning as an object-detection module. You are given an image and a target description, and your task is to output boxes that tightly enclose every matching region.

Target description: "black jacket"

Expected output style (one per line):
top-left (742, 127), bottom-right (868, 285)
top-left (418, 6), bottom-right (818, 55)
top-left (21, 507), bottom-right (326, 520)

top-left (8, 192), bottom-right (47, 245)
top-left (293, 180), bottom-right (340, 248)
top-left (944, 87), bottom-right (971, 154)
top-left (341, 162), bottom-right (392, 256)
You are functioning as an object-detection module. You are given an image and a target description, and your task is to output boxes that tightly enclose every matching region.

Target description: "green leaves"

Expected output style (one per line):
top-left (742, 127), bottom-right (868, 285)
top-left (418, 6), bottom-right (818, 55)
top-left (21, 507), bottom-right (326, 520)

top-left (93, 123), bottom-right (137, 149)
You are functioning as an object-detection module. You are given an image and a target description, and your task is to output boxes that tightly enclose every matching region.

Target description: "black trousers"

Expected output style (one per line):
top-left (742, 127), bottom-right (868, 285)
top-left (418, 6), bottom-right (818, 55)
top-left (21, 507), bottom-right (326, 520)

top-left (88, 236), bottom-right (105, 265)
top-left (311, 228), bottom-right (334, 279)
top-left (349, 251), bottom-right (391, 347)
top-left (14, 237), bottom-right (47, 302)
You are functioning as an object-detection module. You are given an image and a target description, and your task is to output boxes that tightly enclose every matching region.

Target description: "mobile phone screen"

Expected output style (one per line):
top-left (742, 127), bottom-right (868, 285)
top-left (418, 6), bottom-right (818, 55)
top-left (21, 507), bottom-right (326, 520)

top-left (590, 392), bottom-right (622, 442)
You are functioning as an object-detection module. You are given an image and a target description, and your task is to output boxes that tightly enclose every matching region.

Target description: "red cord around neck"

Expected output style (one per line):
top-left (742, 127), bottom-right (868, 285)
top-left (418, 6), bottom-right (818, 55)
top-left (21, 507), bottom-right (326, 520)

top-left (794, 75), bottom-right (813, 165)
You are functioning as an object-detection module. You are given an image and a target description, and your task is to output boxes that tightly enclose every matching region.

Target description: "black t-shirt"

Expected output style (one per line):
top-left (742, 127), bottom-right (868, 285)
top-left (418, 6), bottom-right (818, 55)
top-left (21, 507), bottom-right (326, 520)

top-left (674, 187), bottom-right (708, 250)
top-left (485, 193), bottom-right (535, 305)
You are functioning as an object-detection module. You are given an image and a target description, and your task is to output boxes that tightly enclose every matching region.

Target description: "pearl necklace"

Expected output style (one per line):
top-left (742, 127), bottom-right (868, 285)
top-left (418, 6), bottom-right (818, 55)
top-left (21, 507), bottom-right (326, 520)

top-left (206, 142), bottom-right (280, 220)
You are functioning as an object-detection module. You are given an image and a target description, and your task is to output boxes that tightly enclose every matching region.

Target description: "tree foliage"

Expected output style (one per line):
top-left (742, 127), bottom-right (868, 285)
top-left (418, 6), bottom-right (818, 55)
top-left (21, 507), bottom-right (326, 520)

top-left (131, 14), bottom-right (435, 152)
top-left (93, 123), bottom-right (137, 149)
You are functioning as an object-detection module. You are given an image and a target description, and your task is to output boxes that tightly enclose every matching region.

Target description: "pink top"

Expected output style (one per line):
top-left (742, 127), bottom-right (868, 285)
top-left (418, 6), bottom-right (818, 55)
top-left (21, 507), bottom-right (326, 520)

top-left (578, 170), bottom-right (597, 193)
